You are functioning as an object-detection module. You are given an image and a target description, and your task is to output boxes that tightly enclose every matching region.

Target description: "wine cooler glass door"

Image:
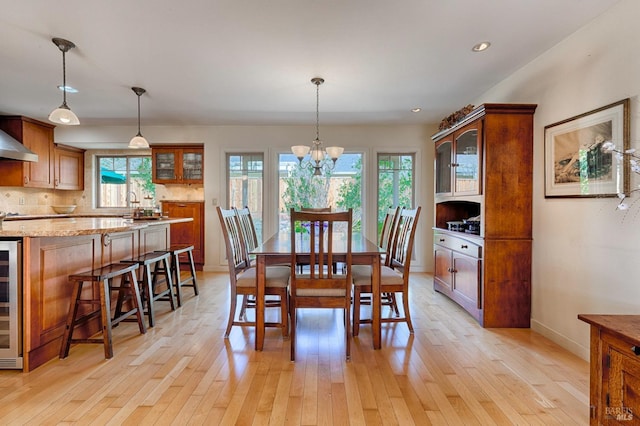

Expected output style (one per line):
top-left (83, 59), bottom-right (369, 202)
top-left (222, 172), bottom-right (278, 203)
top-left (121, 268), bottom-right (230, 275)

top-left (0, 240), bottom-right (22, 369)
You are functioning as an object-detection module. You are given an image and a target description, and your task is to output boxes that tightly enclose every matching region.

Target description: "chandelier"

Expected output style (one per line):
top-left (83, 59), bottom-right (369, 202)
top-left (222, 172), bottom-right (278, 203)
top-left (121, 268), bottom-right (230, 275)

top-left (291, 77), bottom-right (343, 176)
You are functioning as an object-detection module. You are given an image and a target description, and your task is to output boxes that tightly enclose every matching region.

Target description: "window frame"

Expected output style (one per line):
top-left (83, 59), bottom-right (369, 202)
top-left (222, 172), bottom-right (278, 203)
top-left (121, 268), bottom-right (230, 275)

top-left (95, 155), bottom-right (153, 209)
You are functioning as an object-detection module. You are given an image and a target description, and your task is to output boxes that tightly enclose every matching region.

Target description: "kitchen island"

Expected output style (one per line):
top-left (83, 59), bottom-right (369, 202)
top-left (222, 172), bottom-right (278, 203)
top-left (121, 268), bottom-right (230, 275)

top-left (0, 216), bottom-right (192, 371)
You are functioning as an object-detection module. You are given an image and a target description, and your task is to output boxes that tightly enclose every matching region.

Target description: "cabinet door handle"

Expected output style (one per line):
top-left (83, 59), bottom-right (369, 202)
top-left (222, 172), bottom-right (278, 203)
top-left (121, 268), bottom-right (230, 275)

top-left (460, 244), bottom-right (468, 249)
top-left (439, 238), bottom-right (445, 242)
top-left (24, 176), bottom-right (28, 185)
top-left (631, 346), bottom-right (640, 356)
top-left (447, 267), bottom-right (457, 273)
top-left (451, 163), bottom-right (459, 167)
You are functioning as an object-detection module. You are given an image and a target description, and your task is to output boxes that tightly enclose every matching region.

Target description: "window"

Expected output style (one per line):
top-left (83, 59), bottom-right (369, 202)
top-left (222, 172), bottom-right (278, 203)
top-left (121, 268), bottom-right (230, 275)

top-left (278, 153), bottom-right (363, 232)
top-left (97, 156), bottom-right (154, 208)
top-left (377, 153), bottom-right (414, 238)
top-left (227, 153), bottom-right (264, 242)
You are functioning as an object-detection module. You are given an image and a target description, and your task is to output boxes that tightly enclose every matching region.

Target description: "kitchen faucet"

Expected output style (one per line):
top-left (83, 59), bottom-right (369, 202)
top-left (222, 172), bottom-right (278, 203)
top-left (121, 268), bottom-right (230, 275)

top-left (129, 191), bottom-right (140, 206)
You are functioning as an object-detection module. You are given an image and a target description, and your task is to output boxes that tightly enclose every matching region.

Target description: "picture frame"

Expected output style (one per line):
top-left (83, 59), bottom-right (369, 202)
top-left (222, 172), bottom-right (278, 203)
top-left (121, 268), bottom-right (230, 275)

top-left (544, 98), bottom-right (630, 198)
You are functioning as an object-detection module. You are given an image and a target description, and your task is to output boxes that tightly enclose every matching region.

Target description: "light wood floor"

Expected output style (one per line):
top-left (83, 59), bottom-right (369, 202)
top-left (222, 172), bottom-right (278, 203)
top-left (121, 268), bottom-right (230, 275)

top-left (0, 272), bottom-right (589, 425)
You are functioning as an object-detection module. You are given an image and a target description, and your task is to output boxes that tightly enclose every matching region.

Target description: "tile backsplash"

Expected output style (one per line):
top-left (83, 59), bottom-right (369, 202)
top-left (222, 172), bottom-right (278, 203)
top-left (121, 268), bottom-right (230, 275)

top-left (0, 188), bottom-right (87, 215)
top-left (0, 185), bottom-right (203, 215)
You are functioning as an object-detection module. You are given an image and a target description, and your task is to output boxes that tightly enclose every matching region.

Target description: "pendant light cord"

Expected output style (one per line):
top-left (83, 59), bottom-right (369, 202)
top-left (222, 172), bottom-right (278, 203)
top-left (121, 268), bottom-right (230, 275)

top-left (137, 94), bottom-right (142, 136)
top-left (315, 81), bottom-right (320, 141)
top-left (61, 50), bottom-right (67, 106)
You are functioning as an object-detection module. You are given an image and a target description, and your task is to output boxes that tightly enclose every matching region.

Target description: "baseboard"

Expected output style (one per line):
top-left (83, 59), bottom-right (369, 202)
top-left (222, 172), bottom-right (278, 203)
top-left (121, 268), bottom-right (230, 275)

top-left (531, 318), bottom-right (589, 361)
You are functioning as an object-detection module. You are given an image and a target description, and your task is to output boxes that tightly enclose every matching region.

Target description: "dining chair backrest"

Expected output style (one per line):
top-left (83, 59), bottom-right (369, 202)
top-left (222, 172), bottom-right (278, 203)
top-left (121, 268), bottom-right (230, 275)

top-left (234, 206), bottom-right (259, 267)
top-left (379, 206), bottom-right (402, 266)
top-left (216, 206), bottom-right (248, 277)
top-left (388, 206), bottom-right (421, 274)
top-left (290, 209), bottom-right (352, 281)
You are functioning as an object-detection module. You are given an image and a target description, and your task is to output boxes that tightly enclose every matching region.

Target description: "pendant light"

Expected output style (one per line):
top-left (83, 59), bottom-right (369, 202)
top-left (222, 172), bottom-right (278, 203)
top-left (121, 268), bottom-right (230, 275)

top-left (48, 38), bottom-right (80, 125)
top-left (128, 87), bottom-right (149, 149)
top-left (291, 77), bottom-right (343, 176)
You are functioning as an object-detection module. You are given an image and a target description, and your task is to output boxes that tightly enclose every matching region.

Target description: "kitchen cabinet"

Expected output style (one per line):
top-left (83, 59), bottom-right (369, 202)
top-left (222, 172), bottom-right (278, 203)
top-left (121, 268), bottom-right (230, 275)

top-left (0, 116), bottom-right (55, 188)
top-left (432, 103), bottom-right (536, 327)
top-left (578, 315), bottom-right (640, 425)
top-left (433, 230), bottom-right (482, 321)
top-left (151, 144), bottom-right (203, 184)
top-left (53, 144), bottom-right (85, 190)
top-left (162, 201), bottom-right (204, 270)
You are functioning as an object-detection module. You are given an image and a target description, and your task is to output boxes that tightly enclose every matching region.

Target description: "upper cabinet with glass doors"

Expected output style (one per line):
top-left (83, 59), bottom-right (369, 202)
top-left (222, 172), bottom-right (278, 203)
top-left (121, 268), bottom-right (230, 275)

top-left (434, 121), bottom-right (481, 197)
top-left (151, 144), bottom-right (204, 184)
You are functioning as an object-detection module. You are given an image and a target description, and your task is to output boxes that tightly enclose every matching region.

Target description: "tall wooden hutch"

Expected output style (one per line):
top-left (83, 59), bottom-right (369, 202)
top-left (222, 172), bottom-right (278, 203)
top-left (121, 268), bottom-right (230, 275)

top-left (432, 103), bottom-right (537, 327)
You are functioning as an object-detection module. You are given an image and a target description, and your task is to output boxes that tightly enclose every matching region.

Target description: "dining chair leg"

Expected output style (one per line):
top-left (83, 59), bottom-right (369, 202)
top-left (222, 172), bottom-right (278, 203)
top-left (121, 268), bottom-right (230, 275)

top-left (345, 304), bottom-right (351, 361)
top-left (352, 287), bottom-right (361, 337)
top-left (387, 292), bottom-right (400, 317)
top-left (402, 291), bottom-right (414, 334)
top-left (224, 291), bottom-right (238, 338)
top-left (289, 299), bottom-right (296, 361)
top-left (239, 295), bottom-right (249, 321)
top-left (280, 290), bottom-right (289, 339)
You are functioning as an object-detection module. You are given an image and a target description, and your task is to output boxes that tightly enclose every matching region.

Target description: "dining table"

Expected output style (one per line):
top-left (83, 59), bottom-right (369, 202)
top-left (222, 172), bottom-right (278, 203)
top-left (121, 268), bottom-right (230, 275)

top-left (252, 231), bottom-right (384, 351)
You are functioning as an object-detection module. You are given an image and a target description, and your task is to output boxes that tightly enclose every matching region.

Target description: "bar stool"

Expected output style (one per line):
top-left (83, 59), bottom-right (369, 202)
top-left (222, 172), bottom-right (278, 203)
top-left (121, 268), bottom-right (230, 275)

top-left (155, 244), bottom-right (199, 307)
top-left (60, 262), bottom-right (146, 359)
top-left (120, 251), bottom-right (175, 327)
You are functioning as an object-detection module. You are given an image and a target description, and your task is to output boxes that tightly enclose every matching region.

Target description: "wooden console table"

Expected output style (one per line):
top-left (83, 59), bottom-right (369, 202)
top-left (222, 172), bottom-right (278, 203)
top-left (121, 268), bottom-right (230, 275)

top-left (578, 314), bottom-right (640, 424)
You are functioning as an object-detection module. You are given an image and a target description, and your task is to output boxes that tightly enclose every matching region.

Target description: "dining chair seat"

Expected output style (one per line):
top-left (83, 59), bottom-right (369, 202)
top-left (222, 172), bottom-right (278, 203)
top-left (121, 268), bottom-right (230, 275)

top-left (236, 266), bottom-right (290, 288)
top-left (289, 275), bottom-right (348, 297)
top-left (353, 265), bottom-right (403, 286)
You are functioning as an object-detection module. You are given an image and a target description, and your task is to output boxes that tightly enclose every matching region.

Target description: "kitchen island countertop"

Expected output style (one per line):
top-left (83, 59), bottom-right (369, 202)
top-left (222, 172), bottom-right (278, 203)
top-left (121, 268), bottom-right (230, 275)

top-left (0, 216), bottom-right (192, 237)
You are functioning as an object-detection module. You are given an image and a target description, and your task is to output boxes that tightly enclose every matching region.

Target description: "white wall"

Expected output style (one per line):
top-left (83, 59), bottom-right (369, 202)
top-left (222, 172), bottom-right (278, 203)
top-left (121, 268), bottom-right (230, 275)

top-left (474, 0), bottom-right (640, 360)
top-left (56, 124), bottom-right (436, 274)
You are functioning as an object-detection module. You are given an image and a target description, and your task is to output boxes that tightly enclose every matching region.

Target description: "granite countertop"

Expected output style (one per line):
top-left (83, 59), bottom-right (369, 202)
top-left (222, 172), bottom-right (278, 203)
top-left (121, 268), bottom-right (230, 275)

top-left (0, 216), bottom-right (192, 237)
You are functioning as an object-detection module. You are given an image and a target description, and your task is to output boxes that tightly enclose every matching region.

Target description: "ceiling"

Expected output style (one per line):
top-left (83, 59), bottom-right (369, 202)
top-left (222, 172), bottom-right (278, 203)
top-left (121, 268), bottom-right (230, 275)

top-left (0, 0), bottom-right (621, 129)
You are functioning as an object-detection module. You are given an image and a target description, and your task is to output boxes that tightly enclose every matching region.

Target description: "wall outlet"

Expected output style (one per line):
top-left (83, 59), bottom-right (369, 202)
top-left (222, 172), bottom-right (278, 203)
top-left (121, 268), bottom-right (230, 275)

top-left (212, 198), bottom-right (218, 206)
top-left (19, 197), bottom-right (25, 205)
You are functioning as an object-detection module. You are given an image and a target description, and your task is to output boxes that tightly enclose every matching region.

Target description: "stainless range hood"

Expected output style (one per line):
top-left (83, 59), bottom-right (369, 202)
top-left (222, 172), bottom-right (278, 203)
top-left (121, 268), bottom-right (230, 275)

top-left (0, 130), bottom-right (38, 162)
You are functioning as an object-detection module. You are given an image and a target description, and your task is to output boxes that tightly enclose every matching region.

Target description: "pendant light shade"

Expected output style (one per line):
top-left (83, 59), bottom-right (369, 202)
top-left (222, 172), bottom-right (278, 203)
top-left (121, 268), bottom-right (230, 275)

top-left (291, 77), bottom-right (343, 176)
top-left (128, 87), bottom-right (149, 149)
top-left (49, 38), bottom-right (79, 125)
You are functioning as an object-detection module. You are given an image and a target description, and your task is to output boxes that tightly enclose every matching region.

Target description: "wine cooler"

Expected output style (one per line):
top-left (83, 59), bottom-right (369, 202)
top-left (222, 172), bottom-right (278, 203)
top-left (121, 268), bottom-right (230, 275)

top-left (0, 239), bottom-right (22, 369)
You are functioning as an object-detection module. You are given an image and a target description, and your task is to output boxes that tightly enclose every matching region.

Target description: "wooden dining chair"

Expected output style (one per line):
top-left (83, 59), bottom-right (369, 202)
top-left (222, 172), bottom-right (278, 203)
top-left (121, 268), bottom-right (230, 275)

top-left (216, 206), bottom-right (290, 338)
top-left (352, 206), bottom-right (421, 336)
top-left (289, 208), bottom-right (353, 361)
top-left (379, 206), bottom-right (402, 316)
top-left (353, 206), bottom-right (402, 316)
top-left (234, 206), bottom-right (259, 320)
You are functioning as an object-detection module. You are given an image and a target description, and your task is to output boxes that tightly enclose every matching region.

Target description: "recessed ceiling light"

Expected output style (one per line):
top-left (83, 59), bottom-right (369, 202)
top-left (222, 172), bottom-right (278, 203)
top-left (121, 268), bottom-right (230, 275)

top-left (58, 85), bottom-right (78, 93)
top-left (472, 41), bottom-right (491, 52)
top-left (411, 107), bottom-right (421, 113)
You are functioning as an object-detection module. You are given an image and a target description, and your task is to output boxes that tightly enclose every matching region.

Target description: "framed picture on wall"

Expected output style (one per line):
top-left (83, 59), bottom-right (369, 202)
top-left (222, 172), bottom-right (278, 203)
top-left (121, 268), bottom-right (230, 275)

top-left (544, 98), bottom-right (630, 198)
